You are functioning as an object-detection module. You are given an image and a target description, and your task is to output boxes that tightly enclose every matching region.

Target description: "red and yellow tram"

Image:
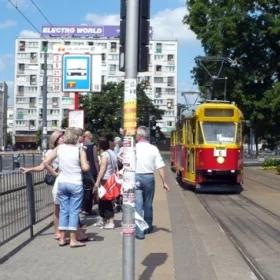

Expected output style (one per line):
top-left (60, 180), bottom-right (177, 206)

top-left (170, 101), bottom-right (244, 191)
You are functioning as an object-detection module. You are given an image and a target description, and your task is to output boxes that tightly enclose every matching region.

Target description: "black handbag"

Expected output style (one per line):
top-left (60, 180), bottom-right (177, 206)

top-left (44, 173), bottom-right (56, 185)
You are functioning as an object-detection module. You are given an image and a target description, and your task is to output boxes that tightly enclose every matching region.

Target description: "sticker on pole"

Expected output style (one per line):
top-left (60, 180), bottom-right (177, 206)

top-left (124, 79), bottom-right (137, 102)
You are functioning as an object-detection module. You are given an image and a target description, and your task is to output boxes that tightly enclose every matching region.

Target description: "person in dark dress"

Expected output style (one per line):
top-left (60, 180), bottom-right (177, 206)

top-left (82, 131), bottom-right (100, 215)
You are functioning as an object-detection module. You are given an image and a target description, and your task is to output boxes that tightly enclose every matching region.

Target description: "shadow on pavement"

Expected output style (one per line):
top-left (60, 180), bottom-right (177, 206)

top-left (139, 252), bottom-right (168, 280)
top-left (152, 226), bottom-right (171, 234)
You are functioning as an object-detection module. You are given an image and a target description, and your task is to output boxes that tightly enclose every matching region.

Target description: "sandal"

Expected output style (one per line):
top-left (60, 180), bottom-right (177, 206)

top-left (70, 242), bottom-right (86, 248)
top-left (77, 236), bottom-right (95, 242)
top-left (58, 240), bottom-right (68, 247)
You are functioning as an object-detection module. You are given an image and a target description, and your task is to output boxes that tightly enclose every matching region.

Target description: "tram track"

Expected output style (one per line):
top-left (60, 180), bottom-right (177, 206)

top-left (197, 193), bottom-right (280, 280)
top-left (244, 167), bottom-right (280, 192)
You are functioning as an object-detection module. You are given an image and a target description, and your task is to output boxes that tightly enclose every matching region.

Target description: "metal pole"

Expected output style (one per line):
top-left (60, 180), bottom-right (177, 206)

top-left (41, 47), bottom-right (48, 153)
top-left (224, 77), bottom-right (227, 100)
top-left (26, 172), bottom-right (36, 237)
top-left (122, 1), bottom-right (139, 279)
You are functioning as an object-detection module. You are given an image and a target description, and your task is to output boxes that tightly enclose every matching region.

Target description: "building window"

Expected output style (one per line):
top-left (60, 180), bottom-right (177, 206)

top-left (51, 120), bottom-right (58, 127)
top-left (167, 121), bottom-right (173, 127)
top-left (19, 41), bottom-right (25, 51)
top-left (155, 43), bottom-right (162, 53)
top-left (30, 52), bottom-right (37, 63)
top-left (101, 53), bottom-right (106, 65)
top-left (18, 63), bottom-right (25, 73)
top-left (52, 97), bottom-right (59, 107)
top-left (101, 75), bottom-right (105, 85)
top-left (155, 88), bottom-right (162, 98)
top-left (155, 65), bottom-right (162, 72)
top-left (41, 41), bottom-right (48, 51)
top-left (30, 97), bottom-right (36, 108)
top-left (166, 88), bottom-right (175, 95)
top-left (166, 66), bottom-right (175, 72)
top-left (30, 75), bottom-right (37, 85)
top-left (154, 77), bottom-right (163, 83)
top-left (110, 42), bottom-right (117, 52)
top-left (18, 86), bottom-right (24, 94)
top-left (167, 77), bottom-right (174, 87)
top-left (29, 120), bottom-right (36, 130)
top-left (167, 54), bottom-right (174, 63)
top-left (88, 41), bottom-right (94, 46)
top-left (109, 64), bottom-right (117, 74)
top-left (154, 55), bottom-right (164, 60)
top-left (16, 110), bottom-right (24, 120)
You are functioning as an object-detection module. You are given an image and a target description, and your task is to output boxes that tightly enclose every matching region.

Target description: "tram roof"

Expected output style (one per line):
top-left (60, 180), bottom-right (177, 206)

top-left (180, 100), bottom-right (243, 120)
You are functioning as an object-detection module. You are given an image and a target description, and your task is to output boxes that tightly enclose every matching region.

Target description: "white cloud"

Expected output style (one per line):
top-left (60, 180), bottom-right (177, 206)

top-left (18, 29), bottom-right (40, 38)
top-left (151, 7), bottom-right (196, 42)
top-left (84, 13), bottom-right (120, 25)
top-left (0, 20), bottom-right (17, 29)
top-left (83, 7), bottom-right (197, 43)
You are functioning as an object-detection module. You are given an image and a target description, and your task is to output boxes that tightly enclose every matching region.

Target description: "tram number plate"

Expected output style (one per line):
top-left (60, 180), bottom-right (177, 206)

top-left (214, 147), bottom-right (227, 157)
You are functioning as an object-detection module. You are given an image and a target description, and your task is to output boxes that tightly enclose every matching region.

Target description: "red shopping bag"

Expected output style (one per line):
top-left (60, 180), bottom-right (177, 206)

top-left (101, 173), bottom-right (122, 201)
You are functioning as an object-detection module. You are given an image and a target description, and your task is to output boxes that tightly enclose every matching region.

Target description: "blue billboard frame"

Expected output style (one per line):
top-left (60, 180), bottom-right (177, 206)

top-left (63, 55), bottom-right (91, 92)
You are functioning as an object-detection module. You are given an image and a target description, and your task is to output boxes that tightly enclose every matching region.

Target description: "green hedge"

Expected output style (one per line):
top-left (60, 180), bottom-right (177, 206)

top-left (262, 158), bottom-right (280, 174)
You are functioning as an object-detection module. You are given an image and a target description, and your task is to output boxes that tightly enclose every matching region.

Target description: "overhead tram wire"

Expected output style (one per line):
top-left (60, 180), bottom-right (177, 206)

top-left (7, 0), bottom-right (41, 33)
top-left (30, 0), bottom-right (53, 26)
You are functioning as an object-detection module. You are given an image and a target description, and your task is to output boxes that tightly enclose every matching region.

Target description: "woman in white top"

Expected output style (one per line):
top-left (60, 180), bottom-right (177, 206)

top-left (94, 137), bottom-right (118, 229)
top-left (20, 130), bottom-right (64, 240)
top-left (44, 127), bottom-right (89, 247)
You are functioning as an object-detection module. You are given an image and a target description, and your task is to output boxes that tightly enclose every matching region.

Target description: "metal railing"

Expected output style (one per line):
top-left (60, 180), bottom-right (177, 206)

top-left (0, 152), bottom-right (42, 172)
top-left (0, 170), bottom-right (53, 247)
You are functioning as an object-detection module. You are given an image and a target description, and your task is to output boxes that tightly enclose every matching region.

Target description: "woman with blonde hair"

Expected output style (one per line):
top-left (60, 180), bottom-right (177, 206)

top-left (20, 129), bottom-right (64, 240)
top-left (44, 127), bottom-right (89, 247)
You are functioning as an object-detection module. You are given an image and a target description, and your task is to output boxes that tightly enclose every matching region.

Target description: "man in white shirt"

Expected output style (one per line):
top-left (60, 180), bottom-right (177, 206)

top-left (135, 126), bottom-right (170, 239)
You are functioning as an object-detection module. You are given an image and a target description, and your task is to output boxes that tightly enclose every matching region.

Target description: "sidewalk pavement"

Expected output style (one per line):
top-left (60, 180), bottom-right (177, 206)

top-left (0, 175), bottom-right (175, 280)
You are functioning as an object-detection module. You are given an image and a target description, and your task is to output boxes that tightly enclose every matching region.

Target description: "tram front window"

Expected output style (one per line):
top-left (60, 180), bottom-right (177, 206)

top-left (202, 122), bottom-right (235, 144)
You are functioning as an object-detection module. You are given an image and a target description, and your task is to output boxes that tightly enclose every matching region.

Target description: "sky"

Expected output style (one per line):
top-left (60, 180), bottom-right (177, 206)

top-left (0, 0), bottom-right (204, 105)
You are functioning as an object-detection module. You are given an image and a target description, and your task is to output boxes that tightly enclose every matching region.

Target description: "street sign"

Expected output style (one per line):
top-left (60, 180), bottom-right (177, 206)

top-left (63, 55), bottom-right (91, 92)
top-left (68, 110), bottom-right (84, 129)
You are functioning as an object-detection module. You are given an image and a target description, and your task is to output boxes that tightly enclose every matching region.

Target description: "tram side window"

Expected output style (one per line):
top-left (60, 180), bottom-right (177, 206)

top-left (236, 123), bottom-right (242, 144)
top-left (187, 121), bottom-right (192, 144)
top-left (197, 122), bottom-right (204, 144)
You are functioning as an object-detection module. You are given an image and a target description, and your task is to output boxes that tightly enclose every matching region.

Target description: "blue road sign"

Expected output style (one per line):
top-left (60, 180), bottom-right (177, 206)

top-left (63, 55), bottom-right (91, 92)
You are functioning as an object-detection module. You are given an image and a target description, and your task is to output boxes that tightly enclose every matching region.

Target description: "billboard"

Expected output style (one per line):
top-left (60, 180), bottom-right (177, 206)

top-left (63, 55), bottom-right (91, 92)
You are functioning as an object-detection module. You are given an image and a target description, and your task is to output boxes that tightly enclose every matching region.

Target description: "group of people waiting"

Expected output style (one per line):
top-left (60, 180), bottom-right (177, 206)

top-left (21, 126), bottom-right (169, 246)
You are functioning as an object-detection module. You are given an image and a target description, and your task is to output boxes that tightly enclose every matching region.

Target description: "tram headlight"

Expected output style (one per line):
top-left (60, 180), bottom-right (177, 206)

top-left (217, 156), bottom-right (225, 164)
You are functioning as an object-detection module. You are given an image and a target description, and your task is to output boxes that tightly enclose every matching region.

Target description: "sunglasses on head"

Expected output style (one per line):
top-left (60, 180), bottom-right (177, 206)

top-left (54, 132), bottom-right (64, 147)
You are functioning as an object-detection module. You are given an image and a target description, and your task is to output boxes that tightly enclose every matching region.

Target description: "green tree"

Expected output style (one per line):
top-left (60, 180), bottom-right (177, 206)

top-left (184, 1), bottom-right (280, 153)
top-left (6, 132), bottom-right (13, 146)
top-left (35, 129), bottom-right (42, 147)
top-left (80, 82), bottom-right (163, 136)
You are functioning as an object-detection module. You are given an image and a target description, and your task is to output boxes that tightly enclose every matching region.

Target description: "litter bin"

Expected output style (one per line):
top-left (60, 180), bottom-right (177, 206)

top-left (13, 154), bottom-right (20, 169)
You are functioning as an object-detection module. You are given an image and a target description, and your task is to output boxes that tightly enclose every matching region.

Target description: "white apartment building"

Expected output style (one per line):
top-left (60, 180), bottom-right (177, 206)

top-left (7, 106), bottom-right (14, 134)
top-left (13, 25), bottom-right (177, 147)
top-left (0, 81), bottom-right (8, 149)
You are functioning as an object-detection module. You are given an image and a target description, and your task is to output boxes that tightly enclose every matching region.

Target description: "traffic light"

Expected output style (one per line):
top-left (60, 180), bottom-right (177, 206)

top-left (138, 0), bottom-right (150, 72)
top-left (119, 0), bottom-right (150, 72)
top-left (119, 0), bottom-right (126, 72)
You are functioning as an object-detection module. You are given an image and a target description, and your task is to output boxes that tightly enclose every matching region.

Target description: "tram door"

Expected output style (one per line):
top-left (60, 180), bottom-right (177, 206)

top-left (185, 119), bottom-right (196, 184)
